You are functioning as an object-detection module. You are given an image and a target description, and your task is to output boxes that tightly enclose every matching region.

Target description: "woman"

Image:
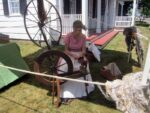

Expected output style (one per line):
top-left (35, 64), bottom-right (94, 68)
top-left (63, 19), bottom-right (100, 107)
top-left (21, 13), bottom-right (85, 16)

top-left (58, 20), bottom-right (95, 103)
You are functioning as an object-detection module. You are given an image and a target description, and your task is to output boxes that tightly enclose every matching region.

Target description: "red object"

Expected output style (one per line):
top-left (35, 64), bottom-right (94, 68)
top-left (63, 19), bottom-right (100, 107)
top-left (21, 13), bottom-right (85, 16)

top-left (94, 31), bottom-right (118, 45)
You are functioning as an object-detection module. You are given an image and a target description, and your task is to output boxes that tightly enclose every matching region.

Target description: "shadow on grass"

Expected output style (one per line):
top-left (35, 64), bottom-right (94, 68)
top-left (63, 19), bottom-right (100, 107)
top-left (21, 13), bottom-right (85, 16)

top-left (82, 49), bottom-right (140, 108)
top-left (0, 47), bottom-right (140, 110)
top-left (90, 49), bottom-right (140, 81)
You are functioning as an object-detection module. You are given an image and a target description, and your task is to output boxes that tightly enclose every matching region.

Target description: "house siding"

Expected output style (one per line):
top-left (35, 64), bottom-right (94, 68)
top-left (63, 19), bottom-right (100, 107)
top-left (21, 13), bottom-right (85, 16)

top-left (0, 0), bottom-right (57, 40)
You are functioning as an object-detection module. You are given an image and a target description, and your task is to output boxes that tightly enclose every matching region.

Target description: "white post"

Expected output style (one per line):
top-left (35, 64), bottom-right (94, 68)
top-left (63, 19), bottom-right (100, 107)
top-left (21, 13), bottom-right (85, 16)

top-left (96, 0), bottom-right (101, 33)
top-left (58, 0), bottom-right (63, 16)
top-left (109, 0), bottom-right (116, 28)
top-left (142, 42), bottom-right (150, 85)
top-left (112, 0), bottom-right (117, 27)
top-left (120, 2), bottom-right (124, 16)
top-left (116, 0), bottom-right (119, 16)
top-left (104, 0), bottom-right (108, 30)
top-left (82, 0), bottom-right (88, 36)
top-left (131, 0), bottom-right (137, 26)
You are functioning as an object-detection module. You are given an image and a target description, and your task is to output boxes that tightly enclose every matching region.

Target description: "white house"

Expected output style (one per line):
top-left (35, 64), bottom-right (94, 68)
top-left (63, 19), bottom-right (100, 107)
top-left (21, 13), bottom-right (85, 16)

top-left (0, 0), bottom-right (138, 40)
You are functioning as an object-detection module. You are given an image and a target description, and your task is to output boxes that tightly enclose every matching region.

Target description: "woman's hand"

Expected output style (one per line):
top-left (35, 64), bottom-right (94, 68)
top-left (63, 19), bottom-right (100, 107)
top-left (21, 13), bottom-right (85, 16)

top-left (74, 53), bottom-right (85, 60)
top-left (73, 55), bottom-right (80, 60)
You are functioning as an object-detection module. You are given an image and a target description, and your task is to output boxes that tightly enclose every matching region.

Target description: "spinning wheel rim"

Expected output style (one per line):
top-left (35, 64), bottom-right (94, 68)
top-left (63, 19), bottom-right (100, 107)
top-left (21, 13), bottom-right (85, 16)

top-left (24, 0), bottom-right (62, 48)
top-left (34, 50), bottom-right (73, 86)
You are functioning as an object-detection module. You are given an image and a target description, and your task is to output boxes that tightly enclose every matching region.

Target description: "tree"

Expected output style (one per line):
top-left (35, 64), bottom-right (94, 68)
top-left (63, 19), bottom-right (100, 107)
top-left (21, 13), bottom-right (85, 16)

top-left (139, 0), bottom-right (150, 16)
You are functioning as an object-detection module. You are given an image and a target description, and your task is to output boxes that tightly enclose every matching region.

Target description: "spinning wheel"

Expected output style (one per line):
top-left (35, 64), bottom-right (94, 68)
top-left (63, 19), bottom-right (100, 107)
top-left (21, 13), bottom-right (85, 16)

top-left (24, 0), bottom-right (87, 107)
top-left (34, 50), bottom-right (73, 86)
top-left (34, 50), bottom-right (73, 107)
top-left (24, 0), bottom-right (62, 49)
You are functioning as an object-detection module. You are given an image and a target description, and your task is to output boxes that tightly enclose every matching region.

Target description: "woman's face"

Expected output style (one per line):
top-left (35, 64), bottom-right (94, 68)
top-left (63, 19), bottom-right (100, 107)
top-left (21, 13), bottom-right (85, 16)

top-left (73, 27), bottom-right (82, 36)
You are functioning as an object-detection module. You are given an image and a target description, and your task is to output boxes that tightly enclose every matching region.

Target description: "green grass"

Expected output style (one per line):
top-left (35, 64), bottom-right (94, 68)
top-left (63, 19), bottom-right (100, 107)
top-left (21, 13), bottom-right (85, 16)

top-left (0, 25), bottom-right (149, 113)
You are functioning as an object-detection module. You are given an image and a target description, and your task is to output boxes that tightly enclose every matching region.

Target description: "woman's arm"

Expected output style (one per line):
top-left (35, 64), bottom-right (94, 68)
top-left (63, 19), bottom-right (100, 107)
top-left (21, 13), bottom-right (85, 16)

top-left (81, 41), bottom-right (86, 57)
top-left (79, 35), bottom-right (86, 57)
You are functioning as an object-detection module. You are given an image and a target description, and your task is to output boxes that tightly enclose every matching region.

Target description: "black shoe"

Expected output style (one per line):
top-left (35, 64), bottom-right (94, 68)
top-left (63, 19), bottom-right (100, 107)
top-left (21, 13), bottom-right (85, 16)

top-left (61, 98), bottom-right (69, 104)
top-left (61, 98), bottom-right (73, 105)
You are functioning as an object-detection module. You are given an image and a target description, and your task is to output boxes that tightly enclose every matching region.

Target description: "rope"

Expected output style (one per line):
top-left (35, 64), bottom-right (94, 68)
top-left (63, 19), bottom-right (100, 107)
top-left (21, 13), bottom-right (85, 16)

top-left (137, 33), bottom-right (149, 40)
top-left (0, 64), bottom-right (106, 86)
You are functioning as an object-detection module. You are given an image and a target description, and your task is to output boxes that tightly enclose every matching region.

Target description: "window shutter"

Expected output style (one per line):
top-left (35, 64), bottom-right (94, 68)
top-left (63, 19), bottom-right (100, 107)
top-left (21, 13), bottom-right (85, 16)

top-left (92, 0), bottom-right (97, 18)
top-left (20, 0), bottom-right (27, 15)
top-left (76, 0), bottom-right (81, 14)
top-left (2, 0), bottom-right (9, 16)
top-left (63, 0), bottom-right (70, 14)
top-left (101, 0), bottom-right (105, 16)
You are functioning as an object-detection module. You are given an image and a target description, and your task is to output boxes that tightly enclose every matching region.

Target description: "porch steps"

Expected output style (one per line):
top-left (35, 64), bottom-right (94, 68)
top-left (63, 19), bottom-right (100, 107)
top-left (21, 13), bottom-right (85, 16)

top-left (94, 30), bottom-right (118, 49)
top-left (87, 29), bottom-right (118, 49)
top-left (86, 29), bottom-right (113, 41)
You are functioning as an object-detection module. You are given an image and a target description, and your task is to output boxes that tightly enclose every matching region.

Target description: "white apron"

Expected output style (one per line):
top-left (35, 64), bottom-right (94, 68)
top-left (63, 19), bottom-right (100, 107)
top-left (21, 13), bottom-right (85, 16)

top-left (57, 51), bottom-right (95, 98)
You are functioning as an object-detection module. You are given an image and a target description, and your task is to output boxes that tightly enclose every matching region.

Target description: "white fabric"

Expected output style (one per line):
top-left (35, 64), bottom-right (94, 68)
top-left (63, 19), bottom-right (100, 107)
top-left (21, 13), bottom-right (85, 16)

top-left (86, 42), bottom-right (101, 62)
top-left (104, 62), bottom-right (122, 77)
top-left (98, 72), bottom-right (150, 113)
top-left (58, 52), bottom-right (95, 98)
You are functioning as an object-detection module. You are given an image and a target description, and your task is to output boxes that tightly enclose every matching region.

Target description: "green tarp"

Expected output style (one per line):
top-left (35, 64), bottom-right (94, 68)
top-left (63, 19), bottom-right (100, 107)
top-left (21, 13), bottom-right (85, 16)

top-left (0, 43), bottom-right (29, 89)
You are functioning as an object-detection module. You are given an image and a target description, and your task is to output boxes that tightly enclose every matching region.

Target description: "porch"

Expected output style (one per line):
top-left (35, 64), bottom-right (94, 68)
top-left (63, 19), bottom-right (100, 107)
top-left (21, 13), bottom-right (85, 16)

top-left (115, 16), bottom-right (132, 28)
top-left (60, 14), bottom-right (132, 35)
top-left (61, 14), bottom-right (99, 35)
top-left (57, 0), bottom-right (137, 36)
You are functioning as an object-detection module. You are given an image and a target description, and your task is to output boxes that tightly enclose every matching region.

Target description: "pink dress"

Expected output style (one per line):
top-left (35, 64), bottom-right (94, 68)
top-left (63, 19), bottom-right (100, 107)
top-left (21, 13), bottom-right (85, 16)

top-left (59, 32), bottom-right (95, 98)
top-left (64, 32), bottom-right (86, 52)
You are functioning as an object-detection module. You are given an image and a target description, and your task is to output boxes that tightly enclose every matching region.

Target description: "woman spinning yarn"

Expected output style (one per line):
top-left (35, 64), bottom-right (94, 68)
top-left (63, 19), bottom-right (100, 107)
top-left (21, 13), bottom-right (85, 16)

top-left (58, 20), bottom-right (95, 104)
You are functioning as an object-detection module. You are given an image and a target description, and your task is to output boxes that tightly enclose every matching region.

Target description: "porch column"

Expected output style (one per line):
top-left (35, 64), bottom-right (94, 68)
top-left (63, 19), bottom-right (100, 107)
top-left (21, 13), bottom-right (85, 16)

top-left (96, 0), bottom-right (101, 33)
top-left (104, 0), bottom-right (108, 30)
top-left (142, 42), bottom-right (150, 85)
top-left (120, 1), bottom-right (124, 16)
top-left (112, 0), bottom-right (117, 27)
top-left (82, 0), bottom-right (88, 36)
top-left (108, 0), bottom-right (113, 28)
top-left (58, 0), bottom-right (63, 16)
top-left (131, 0), bottom-right (137, 26)
top-left (116, 0), bottom-right (119, 16)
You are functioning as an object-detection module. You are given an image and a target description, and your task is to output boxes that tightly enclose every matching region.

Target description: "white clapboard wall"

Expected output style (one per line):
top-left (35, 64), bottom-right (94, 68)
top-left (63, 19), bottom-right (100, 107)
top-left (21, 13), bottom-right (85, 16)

top-left (0, 0), bottom-right (57, 40)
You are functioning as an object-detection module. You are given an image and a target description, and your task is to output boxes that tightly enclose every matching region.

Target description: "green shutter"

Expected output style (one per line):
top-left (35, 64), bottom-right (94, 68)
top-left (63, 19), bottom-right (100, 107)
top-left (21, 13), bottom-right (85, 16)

top-left (20, 0), bottom-right (27, 15)
top-left (2, 0), bottom-right (9, 16)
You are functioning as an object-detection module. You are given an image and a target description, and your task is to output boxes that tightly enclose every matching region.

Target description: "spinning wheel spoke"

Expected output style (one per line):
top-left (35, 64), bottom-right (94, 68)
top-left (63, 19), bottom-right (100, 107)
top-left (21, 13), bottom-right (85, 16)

top-left (27, 25), bottom-right (38, 28)
top-left (46, 5), bottom-right (52, 17)
top-left (45, 25), bottom-right (61, 33)
top-left (27, 9), bottom-right (39, 22)
top-left (26, 18), bottom-right (38, 23)
top-left (33, 29), bottom-right (40, 40)
top-left (44, 27), bottom-right (56, 41)
top-left (55, 63), bottom-right (67, 68)
top-left (24, 0), bottom-right (62, 48)
top-left (45, 18), bottom-right (59, 25)
top-left (32, 1), bottom-right (38, 14)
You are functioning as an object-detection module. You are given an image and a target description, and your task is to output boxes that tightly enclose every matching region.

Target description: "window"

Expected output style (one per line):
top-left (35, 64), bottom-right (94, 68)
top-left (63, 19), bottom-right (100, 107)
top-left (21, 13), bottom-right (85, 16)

top-left (3, 0), bottom-right (27, 16)
top-left (8, 0), bottom-right (20, 15)
top-left (63, 0), bottom-right (81, 14)
top-left (92, 0), bottom-right (97, 18)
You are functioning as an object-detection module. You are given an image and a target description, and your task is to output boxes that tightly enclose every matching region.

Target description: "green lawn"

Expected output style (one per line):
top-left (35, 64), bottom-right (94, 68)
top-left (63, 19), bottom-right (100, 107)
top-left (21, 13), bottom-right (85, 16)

top-left (0, 25), bottom-right (149, 113)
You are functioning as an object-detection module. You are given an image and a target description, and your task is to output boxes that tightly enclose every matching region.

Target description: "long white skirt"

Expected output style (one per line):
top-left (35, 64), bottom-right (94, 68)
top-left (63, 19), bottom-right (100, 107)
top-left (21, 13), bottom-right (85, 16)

top-left (58, 52), bottom-right (95, 98)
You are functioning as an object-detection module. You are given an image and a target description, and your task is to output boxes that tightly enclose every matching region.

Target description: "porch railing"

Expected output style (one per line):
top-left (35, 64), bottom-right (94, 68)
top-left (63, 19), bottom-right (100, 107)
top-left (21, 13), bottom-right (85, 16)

top-left (115, 16), bottom-right (132, 28)
top-left (61, 14), bottom-right (82, 35)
